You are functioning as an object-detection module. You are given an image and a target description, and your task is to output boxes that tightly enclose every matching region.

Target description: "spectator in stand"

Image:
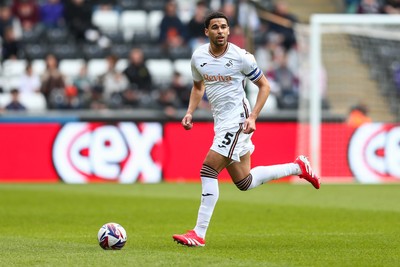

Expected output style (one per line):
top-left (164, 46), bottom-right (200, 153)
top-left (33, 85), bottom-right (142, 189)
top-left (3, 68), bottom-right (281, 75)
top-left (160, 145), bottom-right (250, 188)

top-left (383, 0), bottom-right (400, 13)
top-left (155, 85), bottom-right (183, 117)
top-left (237, 0), bottom-right (261, 34)
top-left (39, 0), bottom-right (65, 28)
top-left (347, 102), bottom-right (372, 128)
top-left (186, 0), bottom-right (208, 52)
top-left (159, 0), bottom-right (187, 51)
top-left (5, 88), bottom-right (26, 111)
top-left (171, 71), bottom-right (191, 108)
top-left (357, 0), bottom-right (384, 13)
top-left (122, 48), bottom-right (153, 108)
top-left (40, 53), bottom-right (65, 109)
top-left (64, 0), bottom-right (110, 47)
top-left (84, 84), bottom-right (108, 110)
top-left (344, 0), bottom-right (361, 13)
top-left (93, 0), bottom-right (119, 11)
top-left (58, 84), bottom-right (81, 109)
top-left (221, 2), bottom-right (238, 28)
top-left (264, 0), bottom-right (298, 51)
top-left (1, 26), bottom-right (20, 60)
top-left (392, 61), bottom-right (400, 95)
top-left (73, 62), bottom-right (93, 104)
top-left (19, 62), bottom-right (41, 94)
top-left (98, 54), bottom-right (129, 107)
top-left (11, 0), bottom-right (40, 32)
top-left (229, 24), bottom-right (246, 48)
top-left (266, 48), bottom-right (299, 109)
top-left (0, 5), bottom-right (22, 40)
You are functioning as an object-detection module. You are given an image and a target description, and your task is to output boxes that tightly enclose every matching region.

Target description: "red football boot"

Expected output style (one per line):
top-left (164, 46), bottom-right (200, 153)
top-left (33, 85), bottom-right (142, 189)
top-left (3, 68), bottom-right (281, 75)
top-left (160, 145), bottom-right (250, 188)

top-left (295, 155), bottom-right (321, 189)
top-left (173, 230), bottom-right (205, 247)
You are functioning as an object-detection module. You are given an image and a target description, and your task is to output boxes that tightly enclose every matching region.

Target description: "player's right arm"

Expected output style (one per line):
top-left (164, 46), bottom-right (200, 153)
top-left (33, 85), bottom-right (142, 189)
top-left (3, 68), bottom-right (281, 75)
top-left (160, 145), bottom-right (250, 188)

top-left (182, 80), bottom-right (205, 130)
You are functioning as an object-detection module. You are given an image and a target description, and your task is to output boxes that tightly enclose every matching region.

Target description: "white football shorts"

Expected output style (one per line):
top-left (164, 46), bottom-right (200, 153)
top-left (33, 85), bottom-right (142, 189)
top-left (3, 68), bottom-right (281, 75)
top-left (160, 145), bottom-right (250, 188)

top-left (210, 122), bottom-right (255, 162)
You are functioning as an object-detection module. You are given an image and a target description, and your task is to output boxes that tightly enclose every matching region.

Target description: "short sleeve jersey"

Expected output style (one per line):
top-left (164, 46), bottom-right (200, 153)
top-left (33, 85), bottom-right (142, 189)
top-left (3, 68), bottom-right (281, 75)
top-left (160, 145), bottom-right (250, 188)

top-left (191, 42), bottom-right (262, 125)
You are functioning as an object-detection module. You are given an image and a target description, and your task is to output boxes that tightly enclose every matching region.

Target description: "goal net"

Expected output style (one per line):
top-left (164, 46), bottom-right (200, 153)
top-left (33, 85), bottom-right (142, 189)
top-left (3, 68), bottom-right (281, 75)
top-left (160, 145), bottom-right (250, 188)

top-left (295, 14), bottom-right (400, 182)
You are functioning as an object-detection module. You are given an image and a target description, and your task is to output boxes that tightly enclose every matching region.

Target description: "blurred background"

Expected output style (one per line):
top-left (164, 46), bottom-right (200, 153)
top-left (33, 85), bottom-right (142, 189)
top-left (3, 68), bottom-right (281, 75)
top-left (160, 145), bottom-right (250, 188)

top-left (0, 0), bottom-right (399, 184)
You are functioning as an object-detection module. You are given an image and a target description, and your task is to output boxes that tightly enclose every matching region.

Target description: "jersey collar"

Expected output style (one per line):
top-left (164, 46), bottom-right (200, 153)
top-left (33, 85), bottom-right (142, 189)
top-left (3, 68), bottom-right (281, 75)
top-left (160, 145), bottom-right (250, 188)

top-left (208, 42), bottom-right (230, 58)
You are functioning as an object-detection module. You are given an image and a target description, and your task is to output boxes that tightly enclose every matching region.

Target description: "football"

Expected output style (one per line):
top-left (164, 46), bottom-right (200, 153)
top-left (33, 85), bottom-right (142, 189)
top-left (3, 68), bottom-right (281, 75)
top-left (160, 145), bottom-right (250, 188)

top-left (97, 222), bottom-right (127, 250)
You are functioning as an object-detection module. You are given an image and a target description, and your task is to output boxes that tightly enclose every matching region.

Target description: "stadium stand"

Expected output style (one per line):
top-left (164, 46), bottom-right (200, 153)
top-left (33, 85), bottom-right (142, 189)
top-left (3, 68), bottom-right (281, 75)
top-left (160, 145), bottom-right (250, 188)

top-left (0, 91), bottom-right (46, 111)
top-left (145, 59), bottom-right (174, 86)
top-left (0, 0), bottom-right (397, 121)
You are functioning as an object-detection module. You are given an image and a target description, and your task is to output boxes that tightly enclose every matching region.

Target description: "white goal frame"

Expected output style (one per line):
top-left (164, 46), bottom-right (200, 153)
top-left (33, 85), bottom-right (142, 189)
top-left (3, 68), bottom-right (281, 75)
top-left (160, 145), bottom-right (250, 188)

top-left (309, 14), bottom-right (400, 176)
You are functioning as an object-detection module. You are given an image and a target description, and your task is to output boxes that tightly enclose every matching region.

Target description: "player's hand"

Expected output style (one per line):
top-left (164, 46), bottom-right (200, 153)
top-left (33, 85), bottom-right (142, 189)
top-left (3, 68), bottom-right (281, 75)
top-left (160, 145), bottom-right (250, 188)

top-left (182, 113), bottom-right (193, 130)
top-left (243, 117), bottom-right (256, 134)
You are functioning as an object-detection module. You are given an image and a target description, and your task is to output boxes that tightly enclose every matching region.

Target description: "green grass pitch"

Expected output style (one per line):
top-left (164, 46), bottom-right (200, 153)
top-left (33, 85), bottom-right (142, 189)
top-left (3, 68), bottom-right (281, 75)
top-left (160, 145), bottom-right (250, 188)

top-left (0, 183), bottom-right (399, 267)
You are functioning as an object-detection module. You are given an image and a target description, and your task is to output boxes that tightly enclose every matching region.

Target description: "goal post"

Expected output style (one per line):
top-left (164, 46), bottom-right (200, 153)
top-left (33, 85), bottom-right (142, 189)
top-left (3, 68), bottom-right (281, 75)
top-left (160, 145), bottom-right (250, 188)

top-left (303, 14), bottom-right (400, 180)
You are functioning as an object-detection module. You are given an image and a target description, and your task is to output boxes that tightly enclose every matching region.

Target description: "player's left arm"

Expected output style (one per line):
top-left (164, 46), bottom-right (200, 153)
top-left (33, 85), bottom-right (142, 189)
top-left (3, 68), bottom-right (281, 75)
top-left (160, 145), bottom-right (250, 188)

top-left (242, 51), bottom-right (271, 134)
top-left (243, 75), bottom-right (270, 134)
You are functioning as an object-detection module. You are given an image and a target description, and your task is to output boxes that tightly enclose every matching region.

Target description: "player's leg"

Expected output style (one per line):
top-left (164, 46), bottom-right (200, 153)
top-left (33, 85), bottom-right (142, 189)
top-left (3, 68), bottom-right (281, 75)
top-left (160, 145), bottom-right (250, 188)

top-left (173, 150), bottom-right (230, 247)
top-left (227, 152), bottom-right (320, 190)
top-left (194, 150), bottom-right (230, 238)
top-left (227, 151), bottom-right (293, 190)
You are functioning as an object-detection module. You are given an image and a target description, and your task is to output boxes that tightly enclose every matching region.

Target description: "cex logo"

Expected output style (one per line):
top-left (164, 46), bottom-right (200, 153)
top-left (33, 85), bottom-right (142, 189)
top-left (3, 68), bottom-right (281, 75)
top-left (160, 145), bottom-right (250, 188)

top-left (348, 123), bottom-right (400, 183)
top-left (52, 122), bottom-right (163, 183)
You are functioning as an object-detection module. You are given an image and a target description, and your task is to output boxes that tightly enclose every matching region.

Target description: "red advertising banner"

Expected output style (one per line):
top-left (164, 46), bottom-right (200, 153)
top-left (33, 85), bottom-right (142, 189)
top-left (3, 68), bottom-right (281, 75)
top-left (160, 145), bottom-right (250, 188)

top-left (163, 122), bottom-right (297, 182)
top-left (0, 122), bottom-right (399, 183)
top-left (348, 123), bottom-right (400, 183)
top-left (0, 123), bottom-right (61, 182)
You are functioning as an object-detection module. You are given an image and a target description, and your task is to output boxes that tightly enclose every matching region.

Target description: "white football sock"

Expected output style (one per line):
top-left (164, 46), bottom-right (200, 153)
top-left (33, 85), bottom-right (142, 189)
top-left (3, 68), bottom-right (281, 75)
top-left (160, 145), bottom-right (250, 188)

top-left (248, 163), bottom-right (301, 190)
top-left (194, 177), bottom-right (219, 239)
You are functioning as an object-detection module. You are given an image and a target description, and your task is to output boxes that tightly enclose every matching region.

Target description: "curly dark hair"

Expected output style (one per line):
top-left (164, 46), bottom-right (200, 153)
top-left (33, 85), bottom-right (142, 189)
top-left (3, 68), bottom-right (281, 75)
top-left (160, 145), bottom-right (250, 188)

top-left (204, 11), bottom-right (229, 29)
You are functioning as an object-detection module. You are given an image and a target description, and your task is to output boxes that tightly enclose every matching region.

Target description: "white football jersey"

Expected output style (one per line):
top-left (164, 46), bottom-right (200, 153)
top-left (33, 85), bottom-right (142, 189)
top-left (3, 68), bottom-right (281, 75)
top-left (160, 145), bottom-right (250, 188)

top-left (191, 42), bottom-right (263, 126)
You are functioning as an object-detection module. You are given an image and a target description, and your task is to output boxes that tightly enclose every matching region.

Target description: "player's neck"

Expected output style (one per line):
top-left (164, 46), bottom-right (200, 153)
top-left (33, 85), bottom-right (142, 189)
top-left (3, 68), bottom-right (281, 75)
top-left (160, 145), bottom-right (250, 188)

top-left (209, 43), bottom-right (229, 57)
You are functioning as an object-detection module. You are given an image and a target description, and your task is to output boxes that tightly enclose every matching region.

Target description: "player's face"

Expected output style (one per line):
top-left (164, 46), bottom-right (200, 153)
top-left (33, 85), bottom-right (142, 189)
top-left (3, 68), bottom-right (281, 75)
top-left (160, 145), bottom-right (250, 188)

top-left (205, 18), bottom-right (230, 47)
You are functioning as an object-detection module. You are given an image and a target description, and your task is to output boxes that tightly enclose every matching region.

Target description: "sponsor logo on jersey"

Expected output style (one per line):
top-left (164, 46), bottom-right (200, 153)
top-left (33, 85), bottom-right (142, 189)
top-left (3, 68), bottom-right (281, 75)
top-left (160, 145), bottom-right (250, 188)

top-left (200, 62), bottom-right (207, 67)
top-left (224, 60), bottom-right (233, 69)
top-left (203, 74), bottom-right (232, 82)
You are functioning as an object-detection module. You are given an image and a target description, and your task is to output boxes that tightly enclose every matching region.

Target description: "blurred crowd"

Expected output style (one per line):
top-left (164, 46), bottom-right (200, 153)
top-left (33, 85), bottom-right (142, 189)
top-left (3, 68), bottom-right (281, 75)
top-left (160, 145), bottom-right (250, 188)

top-left (344, 0), bottom-right (400, 14)
top-left (0, 0), bottom-right (399, 114)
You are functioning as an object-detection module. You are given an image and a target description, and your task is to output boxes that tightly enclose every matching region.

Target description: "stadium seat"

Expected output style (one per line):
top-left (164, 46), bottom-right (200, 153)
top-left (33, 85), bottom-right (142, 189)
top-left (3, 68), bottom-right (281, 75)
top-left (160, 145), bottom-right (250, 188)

top-left (92, 10), bottom-right (120, 34)
top-left (21, 26), bottom-right (44, 44)
top-left (82, 44), bottom-right (107, 59)
top-left (51, 43), bottom-right (81, 60)
top-left (142, 0), bottom-right (165, 12)
top-left (23, 43), bottom-right (49, 59)
top-left (59, 59), bottom-right (85, 80)
top-left (168, 46), bottom-right (192, 60)
top-left (0, 92), bottom-right (46, 111)
top-left (145, 59), bottom-right (174, 86)
top-left (46, 27), bottom-right (70, 44)
top-left (173, 59), bottom-right (192, 84)
top-left (111, 43), bottom-right (132, 59)
top-left (2, 59), bottom-right (26, 77)
top-left (20, 92), bottom-right (47, 111)
top-left (147, 10), bottom-right (164, 40)
top-left (87, 59), bottom-right (108, 79)
top-left (141, 45), bottom-right (165, 59)
top-left (118, 0), bottom-right (141, 10)
top-left (116, 59), bottom-right (128, 73)
top-left (1, 76), bottom-right (22, 92)
top-left (32, 59), bottom-right (46, 76)
top-left (175, 0), bottom-right (193, 23)
top-left (120, 10), bottom-right (147, 42)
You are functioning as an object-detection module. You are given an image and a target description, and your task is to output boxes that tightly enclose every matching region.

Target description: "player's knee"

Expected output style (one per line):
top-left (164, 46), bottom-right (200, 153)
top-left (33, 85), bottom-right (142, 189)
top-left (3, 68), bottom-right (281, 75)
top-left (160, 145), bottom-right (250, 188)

top-left (200, 164), bottom-right (219, 179)
top-left (234, 174), bottom-right (253, 191)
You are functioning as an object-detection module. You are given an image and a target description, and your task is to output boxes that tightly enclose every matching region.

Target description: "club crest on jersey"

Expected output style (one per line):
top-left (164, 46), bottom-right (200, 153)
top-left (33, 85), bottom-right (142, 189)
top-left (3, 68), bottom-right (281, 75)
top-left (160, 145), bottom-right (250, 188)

top-left (203, 74), bottom-right (232, 82)
top-left (224, 60), bottom-right (233, 69)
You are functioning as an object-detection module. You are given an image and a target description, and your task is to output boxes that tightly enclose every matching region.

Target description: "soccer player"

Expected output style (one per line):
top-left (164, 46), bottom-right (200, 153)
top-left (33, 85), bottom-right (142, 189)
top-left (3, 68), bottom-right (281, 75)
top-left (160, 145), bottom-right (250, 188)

top-left (172, 11), bottom-right (320, 247)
